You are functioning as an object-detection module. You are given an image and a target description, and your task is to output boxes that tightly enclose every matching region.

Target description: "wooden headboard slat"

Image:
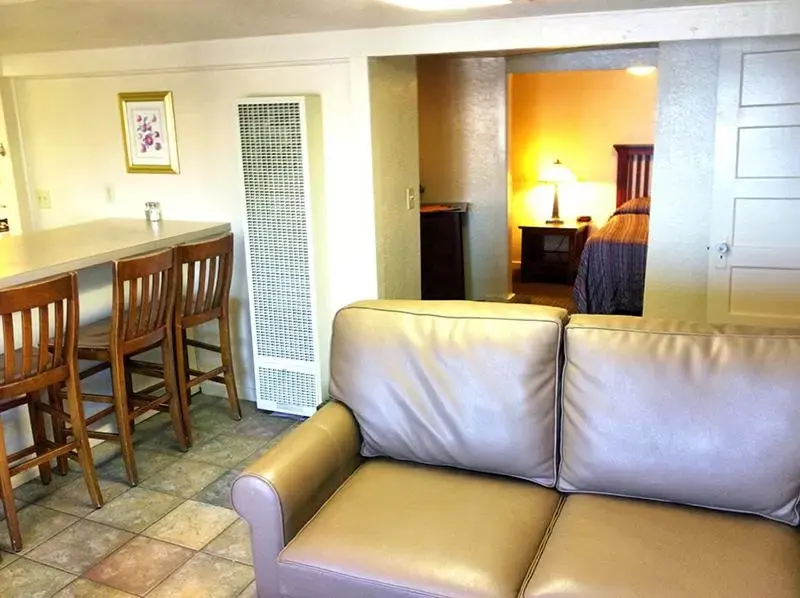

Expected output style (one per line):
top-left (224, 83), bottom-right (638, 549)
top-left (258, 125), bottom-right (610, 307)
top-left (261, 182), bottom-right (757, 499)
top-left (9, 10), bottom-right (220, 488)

top-left (614, 144), bottom-right (654, 207)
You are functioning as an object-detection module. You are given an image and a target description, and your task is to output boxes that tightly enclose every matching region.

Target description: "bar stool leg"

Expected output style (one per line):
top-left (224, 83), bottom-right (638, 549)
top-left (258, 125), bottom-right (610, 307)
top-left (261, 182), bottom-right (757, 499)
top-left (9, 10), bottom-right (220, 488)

top-left (47, 385), bottom-right (70, 476)
top-left (0, 419), bottom-right (22, 552)
top-left (173, 325), bottom-right (193, 445)
top-left (65, 373), bottom-right (103, 509)
top-left (124, 362), bottom-right (136, 436)
top-left (111, 356), bottom-right (138, 486)
top-left (27, 392), bottom-right (53, 485)
top-left (164, 333), bottom-right (191, 448)
top-left (219, 314), bottom-right (242, 421)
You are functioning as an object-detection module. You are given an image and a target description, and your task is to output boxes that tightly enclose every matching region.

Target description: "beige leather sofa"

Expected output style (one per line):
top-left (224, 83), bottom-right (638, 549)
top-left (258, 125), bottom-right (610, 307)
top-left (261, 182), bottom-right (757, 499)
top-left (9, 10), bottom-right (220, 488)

top-left (232, 301), bottom-right (800, 598)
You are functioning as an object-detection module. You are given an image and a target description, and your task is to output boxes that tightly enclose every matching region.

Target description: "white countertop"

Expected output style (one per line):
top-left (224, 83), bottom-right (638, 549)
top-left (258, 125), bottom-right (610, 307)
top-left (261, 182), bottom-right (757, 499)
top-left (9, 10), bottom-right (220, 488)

top-left (0, 219), bottom-right (230, 289)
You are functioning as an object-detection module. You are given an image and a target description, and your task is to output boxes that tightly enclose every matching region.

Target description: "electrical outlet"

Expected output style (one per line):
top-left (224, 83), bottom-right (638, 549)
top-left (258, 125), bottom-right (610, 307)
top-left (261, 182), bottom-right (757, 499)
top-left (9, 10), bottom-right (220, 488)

top-left (405, 187), bottom-right (416, 211)
top-left (36, 189), bottom-right (52, 209)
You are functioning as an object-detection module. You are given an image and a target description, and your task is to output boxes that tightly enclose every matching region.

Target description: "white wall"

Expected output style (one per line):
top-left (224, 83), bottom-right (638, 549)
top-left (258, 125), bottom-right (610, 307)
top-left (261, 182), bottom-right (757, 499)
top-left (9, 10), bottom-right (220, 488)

top-left (418, 56), bottom-right (509, 301)
top-left (369, 56), bottom-right (422, 300)
top-left (10, 59), bottom-right (378, 402)
top-left (643, 40), bottom-right (720, 321)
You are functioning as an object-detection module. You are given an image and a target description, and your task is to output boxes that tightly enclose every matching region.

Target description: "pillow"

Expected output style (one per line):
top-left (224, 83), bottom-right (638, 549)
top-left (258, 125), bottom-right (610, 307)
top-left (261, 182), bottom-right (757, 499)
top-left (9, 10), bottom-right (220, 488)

top-left (613, 196), bottom-right (651, 216)
top-left (559, 315), bottom-right (800, 526)
top-left (330, 300), bottom-right (567, 487)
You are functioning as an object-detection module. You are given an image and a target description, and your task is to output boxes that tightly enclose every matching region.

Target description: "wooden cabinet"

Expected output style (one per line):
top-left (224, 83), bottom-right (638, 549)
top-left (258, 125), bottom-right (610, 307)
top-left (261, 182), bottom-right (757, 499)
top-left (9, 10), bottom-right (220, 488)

top-left (420, 204), bottom-right (468, 300)
top-left (519, 223), bottom-right (588, 284)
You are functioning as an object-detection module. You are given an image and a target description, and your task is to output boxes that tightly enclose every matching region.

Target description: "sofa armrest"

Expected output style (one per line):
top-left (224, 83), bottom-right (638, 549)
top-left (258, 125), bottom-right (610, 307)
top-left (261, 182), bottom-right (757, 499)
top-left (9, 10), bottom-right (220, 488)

top-left (231, 400), bottom-right (362, 598)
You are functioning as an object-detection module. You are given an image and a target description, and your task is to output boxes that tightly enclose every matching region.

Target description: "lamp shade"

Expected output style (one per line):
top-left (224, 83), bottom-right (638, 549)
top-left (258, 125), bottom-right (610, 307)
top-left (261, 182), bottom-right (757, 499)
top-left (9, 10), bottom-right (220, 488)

top-left (539, 160), bottom-right (576, 184)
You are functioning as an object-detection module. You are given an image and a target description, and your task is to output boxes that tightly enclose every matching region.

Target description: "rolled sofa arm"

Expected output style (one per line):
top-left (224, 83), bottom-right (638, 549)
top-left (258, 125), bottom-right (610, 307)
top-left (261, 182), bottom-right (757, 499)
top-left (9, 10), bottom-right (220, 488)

top-left (231, 401), bottom-right (362, 598)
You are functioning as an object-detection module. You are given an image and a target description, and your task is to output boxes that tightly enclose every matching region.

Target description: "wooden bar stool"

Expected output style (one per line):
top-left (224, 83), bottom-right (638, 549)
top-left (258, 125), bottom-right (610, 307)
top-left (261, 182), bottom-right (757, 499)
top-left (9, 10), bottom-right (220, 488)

top-left (56, 248), bottom-right (189, 486)
top-left (0, 273), bottom-right (103, 551)
top-left (174, 233), bottom-right (242, 438)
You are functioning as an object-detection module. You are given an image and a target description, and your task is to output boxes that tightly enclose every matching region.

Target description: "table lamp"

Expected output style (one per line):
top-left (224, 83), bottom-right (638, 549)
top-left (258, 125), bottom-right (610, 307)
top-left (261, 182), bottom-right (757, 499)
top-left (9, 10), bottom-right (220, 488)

top-left (540, 159), bottom-right (576, 225)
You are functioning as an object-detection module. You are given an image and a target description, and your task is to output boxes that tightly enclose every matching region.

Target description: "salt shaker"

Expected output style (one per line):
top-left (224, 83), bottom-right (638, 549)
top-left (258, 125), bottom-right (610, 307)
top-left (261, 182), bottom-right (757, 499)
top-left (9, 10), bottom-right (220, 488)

top-left (145, 201), bottom-right (162, 223)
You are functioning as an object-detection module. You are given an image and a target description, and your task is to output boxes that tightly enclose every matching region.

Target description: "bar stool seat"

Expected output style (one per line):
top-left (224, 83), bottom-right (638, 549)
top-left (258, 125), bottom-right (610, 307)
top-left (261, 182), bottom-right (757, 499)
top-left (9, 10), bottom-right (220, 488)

top-left (0, 273), bottom-right (103, 551)
top-left (52, 248), bottom-right (189, 487)
top-left (73, 318), bottom-right (113, 355)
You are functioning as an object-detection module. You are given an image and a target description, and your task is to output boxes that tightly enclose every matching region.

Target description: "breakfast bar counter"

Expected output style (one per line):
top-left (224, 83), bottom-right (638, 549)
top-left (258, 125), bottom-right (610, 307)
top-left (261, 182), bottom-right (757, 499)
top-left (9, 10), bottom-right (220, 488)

top-left (0, 218), bottom-right (230, 289)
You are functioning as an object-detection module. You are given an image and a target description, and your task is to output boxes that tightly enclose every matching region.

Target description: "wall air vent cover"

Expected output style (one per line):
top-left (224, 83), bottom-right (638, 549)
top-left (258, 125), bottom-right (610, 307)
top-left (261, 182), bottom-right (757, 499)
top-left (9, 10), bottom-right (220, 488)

top-left (237, 97), bottom-right (324, 417)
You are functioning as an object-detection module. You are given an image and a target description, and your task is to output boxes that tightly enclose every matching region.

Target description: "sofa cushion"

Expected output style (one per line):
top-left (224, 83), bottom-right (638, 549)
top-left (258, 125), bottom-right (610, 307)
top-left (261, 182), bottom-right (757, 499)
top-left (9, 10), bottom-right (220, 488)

top-left (559, 315), bottom-right (800, 524)
top-left (522, 494), bottom-right (800, 598)
top-left (330, 300), bottom-right (566, 486)
top-left (278, 459), bottom-right (561, 598)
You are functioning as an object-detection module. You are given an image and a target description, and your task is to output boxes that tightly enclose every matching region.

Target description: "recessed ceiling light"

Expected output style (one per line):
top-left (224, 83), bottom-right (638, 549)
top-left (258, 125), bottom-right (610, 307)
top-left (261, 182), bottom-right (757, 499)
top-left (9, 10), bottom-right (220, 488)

top-left (381, 0), bottom-right (512, 11)
top-left (626, 66), bottom-right (657, 77)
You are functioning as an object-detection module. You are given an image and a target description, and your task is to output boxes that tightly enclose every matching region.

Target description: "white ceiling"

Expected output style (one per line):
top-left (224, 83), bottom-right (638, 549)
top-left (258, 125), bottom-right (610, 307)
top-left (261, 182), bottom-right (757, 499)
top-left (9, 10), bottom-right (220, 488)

top-left (0, 0), bottom-right (752, 55)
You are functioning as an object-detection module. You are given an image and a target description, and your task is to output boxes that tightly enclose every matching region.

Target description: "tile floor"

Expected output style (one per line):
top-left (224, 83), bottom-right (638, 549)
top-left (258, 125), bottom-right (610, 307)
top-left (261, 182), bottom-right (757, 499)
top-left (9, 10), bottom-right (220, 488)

top-left (0, 395), bottom-right (301, 597)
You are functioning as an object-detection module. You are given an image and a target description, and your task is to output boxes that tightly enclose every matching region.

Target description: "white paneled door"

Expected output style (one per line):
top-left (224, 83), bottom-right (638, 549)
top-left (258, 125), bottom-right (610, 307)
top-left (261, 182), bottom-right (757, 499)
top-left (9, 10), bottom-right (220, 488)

top-left (707, 37), bottom-right (800, 326)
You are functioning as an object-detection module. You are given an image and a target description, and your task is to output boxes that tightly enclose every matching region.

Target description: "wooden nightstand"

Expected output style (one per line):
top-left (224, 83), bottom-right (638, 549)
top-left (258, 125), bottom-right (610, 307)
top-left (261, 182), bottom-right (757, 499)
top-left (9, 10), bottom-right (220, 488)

top-left (518, 223), bottom-right (589, 284)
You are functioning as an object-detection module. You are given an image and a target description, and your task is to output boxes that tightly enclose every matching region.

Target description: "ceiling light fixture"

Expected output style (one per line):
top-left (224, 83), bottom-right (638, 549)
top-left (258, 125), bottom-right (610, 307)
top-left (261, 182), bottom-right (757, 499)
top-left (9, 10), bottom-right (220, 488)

top-left (627, 66), bottom-right (657, 77)
top-left (381, 0), bottom-right (512, 11)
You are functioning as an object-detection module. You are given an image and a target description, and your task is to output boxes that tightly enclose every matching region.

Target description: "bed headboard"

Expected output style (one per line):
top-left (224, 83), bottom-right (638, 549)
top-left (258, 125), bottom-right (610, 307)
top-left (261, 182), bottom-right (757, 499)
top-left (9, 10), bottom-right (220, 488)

top-left (614, 144), bottom-right (654, 207)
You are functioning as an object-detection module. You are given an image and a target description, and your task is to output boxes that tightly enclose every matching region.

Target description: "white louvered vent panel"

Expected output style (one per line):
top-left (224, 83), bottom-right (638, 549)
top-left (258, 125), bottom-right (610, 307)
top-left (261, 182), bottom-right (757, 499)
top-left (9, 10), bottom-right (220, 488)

top-left (258, 367), bottom-right (319, 416)
top-left (238, 97), bottom-right (323, 416)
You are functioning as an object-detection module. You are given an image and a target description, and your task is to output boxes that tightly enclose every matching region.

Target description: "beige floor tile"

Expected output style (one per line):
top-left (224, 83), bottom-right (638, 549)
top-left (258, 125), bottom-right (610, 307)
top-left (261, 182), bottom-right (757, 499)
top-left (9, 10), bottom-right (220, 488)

top-left (183, 435), bottom-right (267, 468)
top-left (52, 577), bottom-right (137, 597)
top-left (84, 536), bottom-right (193, 595)
top-left (26, 519), bottom-right (133, 574)
top-left (144, 500), bottom-right (238, 550)
top-left (96, 449), bottom-right (180, 485)
top-left (86, 487), bottom-right (182, 533)
top-left (237, 580), bottom-right (257, 598)
top-left (13, 471), bottom-right (81, 504)
top-left (141, 459), bottom-right (227, 499)
top-left (0, 558), bottom-right (75, 598)
top-left (0, 505), bottom-right (79, 554)
top-left (203, 519), bottom-right (253, 565)
top-left (0, 550), bottom-right (19, 570)
top-left (149, 552), bottom-right (254, 598)
top-left (192, 469), bottom-right (240, 510)
top-left (38, 477), bottom-right (129, 517)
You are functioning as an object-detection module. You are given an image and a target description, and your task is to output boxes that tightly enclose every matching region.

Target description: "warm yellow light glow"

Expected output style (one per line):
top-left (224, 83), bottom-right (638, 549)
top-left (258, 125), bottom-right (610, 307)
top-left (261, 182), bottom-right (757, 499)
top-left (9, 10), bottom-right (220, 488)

top-left (539, 160), bottom-right (576, 184)
top-left (626, 65), bottom-right (657, 77)
top-left (381, 0), bottom-right (511, 11)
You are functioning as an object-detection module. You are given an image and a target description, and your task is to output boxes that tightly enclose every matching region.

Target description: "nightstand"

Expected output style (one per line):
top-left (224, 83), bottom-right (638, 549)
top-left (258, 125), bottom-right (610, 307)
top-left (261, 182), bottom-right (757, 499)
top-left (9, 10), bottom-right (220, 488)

top-left (518, 222), bottom-right (589, 284)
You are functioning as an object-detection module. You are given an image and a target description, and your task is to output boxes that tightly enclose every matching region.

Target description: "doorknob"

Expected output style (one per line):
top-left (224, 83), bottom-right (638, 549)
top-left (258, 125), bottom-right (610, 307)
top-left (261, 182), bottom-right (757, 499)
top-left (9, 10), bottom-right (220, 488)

top-left (715, 241), bottom-right (730, 269)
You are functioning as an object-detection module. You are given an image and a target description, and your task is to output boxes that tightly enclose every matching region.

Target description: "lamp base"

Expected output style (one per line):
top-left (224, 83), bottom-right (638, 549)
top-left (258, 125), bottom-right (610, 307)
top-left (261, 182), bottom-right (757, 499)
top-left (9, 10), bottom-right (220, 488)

top-left (546, 218), bottom-right (564, 225)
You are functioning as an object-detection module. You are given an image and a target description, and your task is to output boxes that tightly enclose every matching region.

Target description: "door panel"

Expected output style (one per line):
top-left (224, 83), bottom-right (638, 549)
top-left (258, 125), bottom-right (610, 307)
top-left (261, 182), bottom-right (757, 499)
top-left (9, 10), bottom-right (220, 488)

top-left (708, 36), bottom-right (800, 326)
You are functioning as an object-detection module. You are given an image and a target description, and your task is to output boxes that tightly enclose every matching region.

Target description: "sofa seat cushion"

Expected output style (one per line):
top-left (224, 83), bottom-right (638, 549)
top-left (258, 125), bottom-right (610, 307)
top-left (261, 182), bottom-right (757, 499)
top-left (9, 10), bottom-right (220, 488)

top-left (278, 459), bottom-right (561, 598)
top-left (522, 495), bottom-right (800, 598)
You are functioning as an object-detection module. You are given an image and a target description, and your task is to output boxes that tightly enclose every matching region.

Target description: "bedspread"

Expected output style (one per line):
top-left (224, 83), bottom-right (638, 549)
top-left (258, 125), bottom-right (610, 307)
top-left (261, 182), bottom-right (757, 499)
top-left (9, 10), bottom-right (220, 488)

top-left (573, 212), bottom-right (649, 315)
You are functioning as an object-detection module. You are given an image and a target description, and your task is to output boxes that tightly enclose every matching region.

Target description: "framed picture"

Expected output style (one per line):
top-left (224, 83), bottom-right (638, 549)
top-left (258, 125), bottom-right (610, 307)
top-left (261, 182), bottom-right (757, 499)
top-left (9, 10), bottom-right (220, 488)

top-left (118, 91), bottom-right (180, 174)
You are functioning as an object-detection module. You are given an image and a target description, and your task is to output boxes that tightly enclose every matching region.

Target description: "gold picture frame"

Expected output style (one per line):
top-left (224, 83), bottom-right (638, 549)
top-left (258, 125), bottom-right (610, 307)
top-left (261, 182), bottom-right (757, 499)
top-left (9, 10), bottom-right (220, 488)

top-left (118, 91), bottom-right (180, 174)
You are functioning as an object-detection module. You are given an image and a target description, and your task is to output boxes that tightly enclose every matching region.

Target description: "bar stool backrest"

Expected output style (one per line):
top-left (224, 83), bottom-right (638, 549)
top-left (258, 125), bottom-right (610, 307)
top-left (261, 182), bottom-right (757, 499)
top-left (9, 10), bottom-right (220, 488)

top-left (112, 248), bottom-right (177, 355)
top-left (0, 273), bottom-right (78, 400)
top-left (175, 233), bottom-right (234, 327)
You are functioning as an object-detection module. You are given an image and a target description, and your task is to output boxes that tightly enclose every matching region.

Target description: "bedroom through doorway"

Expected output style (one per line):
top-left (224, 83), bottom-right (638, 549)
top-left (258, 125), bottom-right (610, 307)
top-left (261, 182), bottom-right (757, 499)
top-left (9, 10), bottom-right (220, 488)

top-left (508, 51), bottom-right (659, 315)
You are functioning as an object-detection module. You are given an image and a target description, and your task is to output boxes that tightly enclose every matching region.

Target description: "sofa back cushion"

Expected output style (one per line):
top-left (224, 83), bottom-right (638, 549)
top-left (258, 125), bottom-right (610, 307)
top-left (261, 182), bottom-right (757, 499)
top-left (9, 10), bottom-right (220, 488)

top-left (559, 315), bottom-right (800, 525)
top-left (330, 300), bottom-right (566, 486)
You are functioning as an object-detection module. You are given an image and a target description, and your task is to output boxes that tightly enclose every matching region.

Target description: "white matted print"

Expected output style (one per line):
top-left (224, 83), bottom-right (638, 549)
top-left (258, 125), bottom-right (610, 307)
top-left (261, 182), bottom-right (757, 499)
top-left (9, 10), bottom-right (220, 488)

top-left (118, 91), bottom-right (180, 174)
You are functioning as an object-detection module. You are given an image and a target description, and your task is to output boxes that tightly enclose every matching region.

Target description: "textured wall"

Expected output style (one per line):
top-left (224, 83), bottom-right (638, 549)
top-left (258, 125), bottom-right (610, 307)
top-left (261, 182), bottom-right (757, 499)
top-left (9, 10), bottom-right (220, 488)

top-left (644, 40), bottom-right (720, 321)
top-left (508, 70), bottom-right (658, 263)
top-left (370, 56), bottom-right (421, 300)
top-left (418, 55), bottom-right (509, 301)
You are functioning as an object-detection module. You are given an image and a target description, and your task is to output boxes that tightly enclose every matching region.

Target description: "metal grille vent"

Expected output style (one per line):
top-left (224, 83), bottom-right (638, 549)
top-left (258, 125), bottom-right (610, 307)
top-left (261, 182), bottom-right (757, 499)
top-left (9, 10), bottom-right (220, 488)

top-left (258, 367), bottom-right (319, 413)
top-left (238, 101), bottom-right (315, 363)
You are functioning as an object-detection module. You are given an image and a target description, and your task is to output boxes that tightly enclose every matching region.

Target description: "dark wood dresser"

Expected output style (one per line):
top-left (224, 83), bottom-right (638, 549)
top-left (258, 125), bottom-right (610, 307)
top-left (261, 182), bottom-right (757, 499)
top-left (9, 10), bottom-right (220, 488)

top-left (420, 203), bottom-right (468, 300)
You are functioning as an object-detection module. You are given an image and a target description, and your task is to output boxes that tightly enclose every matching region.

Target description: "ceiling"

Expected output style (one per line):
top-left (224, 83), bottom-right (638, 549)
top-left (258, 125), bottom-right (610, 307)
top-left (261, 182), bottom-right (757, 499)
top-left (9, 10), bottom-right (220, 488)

top-left (0, 0), bottom-right (751, 55)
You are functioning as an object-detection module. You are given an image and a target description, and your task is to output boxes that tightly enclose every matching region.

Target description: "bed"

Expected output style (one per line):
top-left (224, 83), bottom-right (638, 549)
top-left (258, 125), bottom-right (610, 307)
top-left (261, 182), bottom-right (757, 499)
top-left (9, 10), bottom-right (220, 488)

top-left (573, 144), bottom-right (653, 315)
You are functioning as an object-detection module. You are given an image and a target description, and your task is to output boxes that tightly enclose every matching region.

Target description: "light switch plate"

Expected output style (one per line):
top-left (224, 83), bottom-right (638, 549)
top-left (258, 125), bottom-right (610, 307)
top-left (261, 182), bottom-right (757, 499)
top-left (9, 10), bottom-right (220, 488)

top-left (405, 187), bottom-right (416, 211)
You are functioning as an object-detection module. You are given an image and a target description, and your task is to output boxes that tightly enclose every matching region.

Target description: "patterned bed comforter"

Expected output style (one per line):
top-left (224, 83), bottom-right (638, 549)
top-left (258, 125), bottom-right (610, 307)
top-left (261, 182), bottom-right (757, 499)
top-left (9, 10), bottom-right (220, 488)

top-left (573, 208), bottom-right (649, 316)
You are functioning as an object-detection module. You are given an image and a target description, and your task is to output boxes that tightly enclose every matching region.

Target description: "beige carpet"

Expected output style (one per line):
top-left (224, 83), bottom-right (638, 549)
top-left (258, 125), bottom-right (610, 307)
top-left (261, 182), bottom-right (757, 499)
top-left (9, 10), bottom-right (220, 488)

top-left (510, 281), bottom-right (575, 314)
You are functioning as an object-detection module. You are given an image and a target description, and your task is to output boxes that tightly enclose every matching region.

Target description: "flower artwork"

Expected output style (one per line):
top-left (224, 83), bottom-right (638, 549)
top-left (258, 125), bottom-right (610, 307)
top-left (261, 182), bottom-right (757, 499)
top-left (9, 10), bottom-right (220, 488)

top-left (134, 111), bottom-right (165, 156)
top-left (119, 91), bottom-right (180, 173)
